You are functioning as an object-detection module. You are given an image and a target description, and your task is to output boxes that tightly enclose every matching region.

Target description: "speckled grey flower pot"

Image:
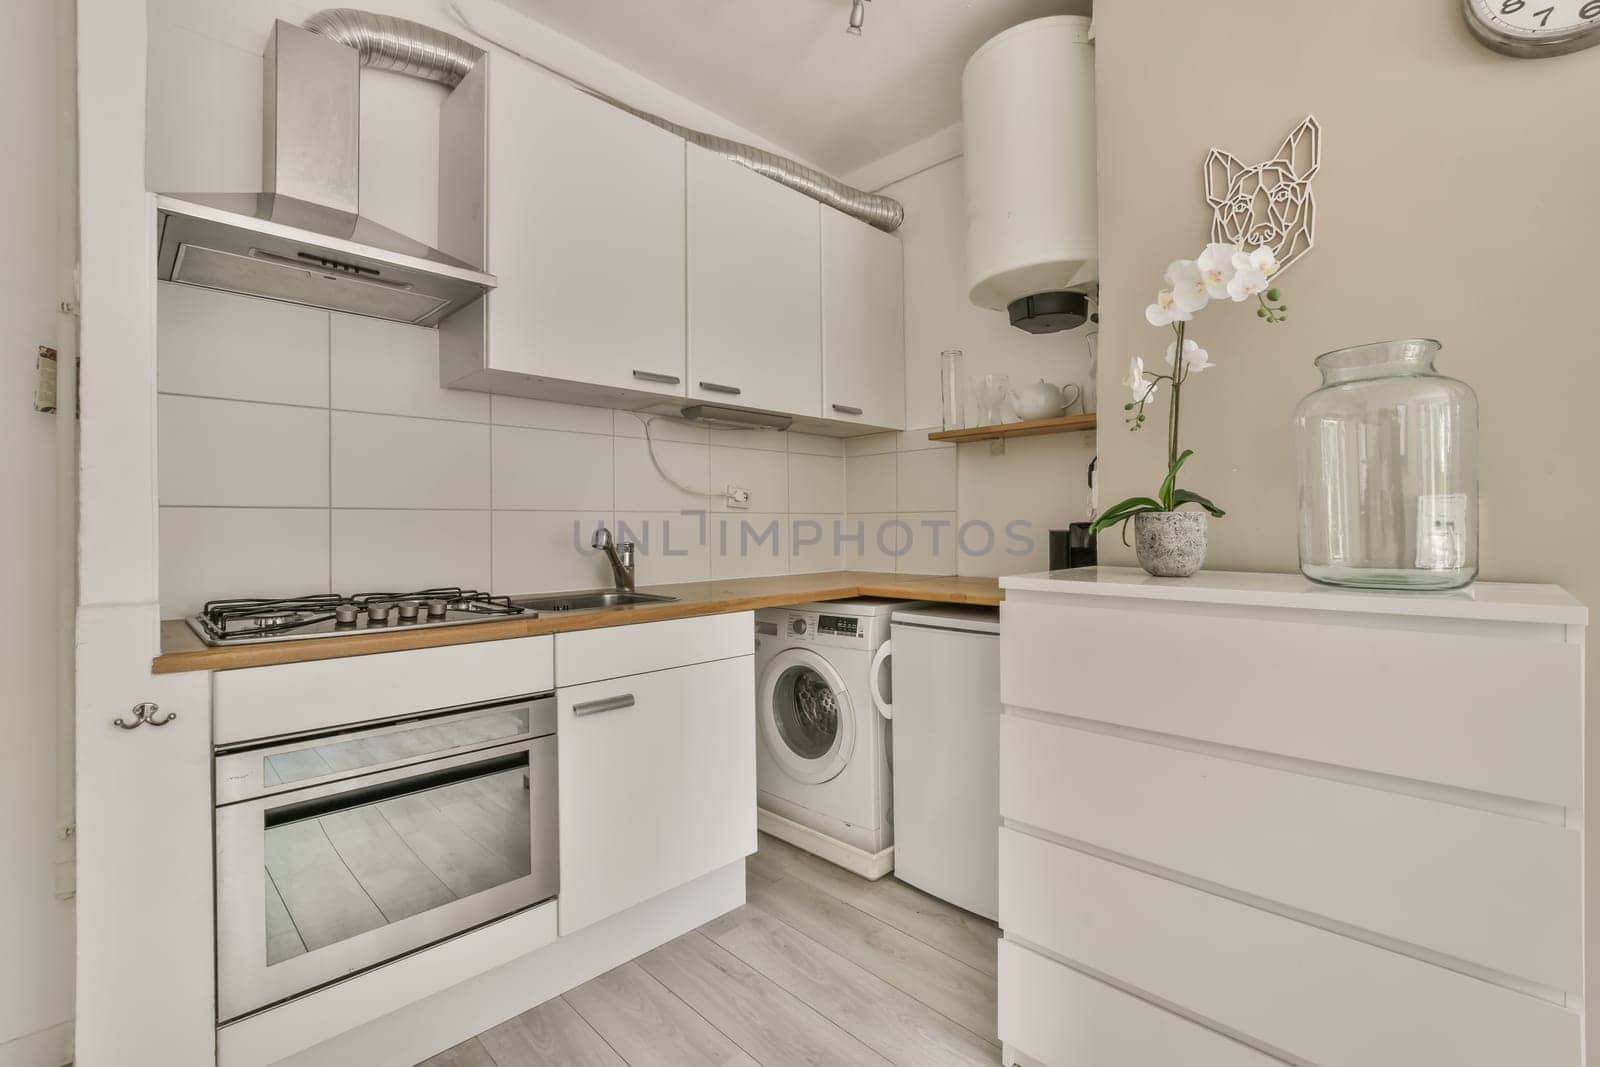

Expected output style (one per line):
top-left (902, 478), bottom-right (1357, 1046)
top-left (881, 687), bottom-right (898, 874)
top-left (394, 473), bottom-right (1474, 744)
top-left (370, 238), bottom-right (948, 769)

top-left (1135, 511), bottom-right (1208, 577)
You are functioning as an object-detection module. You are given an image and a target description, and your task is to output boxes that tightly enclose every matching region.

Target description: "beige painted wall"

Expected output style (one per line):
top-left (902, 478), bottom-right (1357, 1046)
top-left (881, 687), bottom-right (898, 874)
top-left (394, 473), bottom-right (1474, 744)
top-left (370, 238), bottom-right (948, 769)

top-left (1094, 0), bottom-right (1600, 1056)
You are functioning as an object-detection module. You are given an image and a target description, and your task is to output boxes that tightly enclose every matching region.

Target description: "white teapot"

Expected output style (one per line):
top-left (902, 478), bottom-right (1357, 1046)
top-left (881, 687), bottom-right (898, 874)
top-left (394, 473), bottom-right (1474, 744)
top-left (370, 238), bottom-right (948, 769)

top-left (1008, 379), bottom-right (1082, 421)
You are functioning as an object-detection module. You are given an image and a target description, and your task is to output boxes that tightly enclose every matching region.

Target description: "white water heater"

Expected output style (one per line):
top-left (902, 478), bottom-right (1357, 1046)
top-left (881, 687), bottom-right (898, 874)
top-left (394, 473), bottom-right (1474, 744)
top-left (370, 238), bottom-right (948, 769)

top-left (962, 15), bottom-right (1097, 334)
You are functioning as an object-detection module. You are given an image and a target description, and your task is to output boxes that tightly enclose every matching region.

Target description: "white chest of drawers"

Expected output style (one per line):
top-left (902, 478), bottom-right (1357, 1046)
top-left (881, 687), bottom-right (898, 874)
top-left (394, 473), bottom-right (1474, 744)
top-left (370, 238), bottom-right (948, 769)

top-left (997, 567), bottom-right (1587, 1067)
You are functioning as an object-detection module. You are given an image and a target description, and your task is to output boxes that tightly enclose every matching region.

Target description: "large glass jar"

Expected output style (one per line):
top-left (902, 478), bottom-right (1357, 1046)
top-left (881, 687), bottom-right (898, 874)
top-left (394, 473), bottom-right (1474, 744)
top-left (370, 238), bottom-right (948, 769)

top-left (1293, 339), bottom-right (1478, 589)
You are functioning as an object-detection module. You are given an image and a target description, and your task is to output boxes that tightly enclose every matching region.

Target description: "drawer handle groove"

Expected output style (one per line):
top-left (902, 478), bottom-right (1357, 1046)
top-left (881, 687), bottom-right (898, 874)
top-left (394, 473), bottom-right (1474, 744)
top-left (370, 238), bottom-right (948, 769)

top-left (572, 694), bottom-right (636, 717)
top-left (698, 381), bottom-right (742, 395)
top-left (632, 370), bottom-right (681, 385)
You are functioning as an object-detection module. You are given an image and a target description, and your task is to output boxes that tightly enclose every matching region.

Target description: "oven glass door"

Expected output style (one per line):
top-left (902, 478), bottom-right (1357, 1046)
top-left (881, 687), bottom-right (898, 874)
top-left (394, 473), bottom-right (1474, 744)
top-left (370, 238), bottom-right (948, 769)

top-left (217, 705), bottom-right (557, 1022)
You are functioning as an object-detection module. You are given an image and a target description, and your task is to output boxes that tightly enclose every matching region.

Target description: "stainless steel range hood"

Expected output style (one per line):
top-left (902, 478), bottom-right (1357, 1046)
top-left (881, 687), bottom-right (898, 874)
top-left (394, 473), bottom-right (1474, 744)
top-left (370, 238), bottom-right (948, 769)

top-left (155, 20), bottom-right (493, 327)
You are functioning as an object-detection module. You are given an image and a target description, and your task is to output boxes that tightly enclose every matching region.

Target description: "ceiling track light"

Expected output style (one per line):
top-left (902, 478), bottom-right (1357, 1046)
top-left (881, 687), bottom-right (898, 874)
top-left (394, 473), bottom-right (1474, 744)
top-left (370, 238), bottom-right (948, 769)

top-left (847, 0), bottom-right (868, 36)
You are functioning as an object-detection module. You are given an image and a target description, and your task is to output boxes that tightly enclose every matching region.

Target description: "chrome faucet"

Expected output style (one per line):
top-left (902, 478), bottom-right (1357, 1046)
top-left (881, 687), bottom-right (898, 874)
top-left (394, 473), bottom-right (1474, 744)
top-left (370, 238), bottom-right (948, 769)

top-left (592, 525), bottom-right (637, 593)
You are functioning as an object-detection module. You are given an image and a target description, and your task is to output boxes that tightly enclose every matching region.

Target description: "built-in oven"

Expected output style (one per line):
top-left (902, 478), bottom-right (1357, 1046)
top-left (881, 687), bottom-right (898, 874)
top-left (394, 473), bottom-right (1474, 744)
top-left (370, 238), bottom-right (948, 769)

top-left (214, 695), bottom-right (558, 1022)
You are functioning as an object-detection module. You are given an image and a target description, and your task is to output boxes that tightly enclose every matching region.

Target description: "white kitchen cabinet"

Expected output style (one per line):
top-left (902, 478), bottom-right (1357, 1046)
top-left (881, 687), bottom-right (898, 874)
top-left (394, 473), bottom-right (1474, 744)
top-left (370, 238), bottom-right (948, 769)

top-left (440, 53), bottom-right (687, 402)
top-left (686, 144), bottom-right (822, 418)
top-left (821, 205), bottom-right (905, 429)
top-left (556, 633), bottom-right (756, 935)
top-left (996, 567), bottom-right (1588, 1067)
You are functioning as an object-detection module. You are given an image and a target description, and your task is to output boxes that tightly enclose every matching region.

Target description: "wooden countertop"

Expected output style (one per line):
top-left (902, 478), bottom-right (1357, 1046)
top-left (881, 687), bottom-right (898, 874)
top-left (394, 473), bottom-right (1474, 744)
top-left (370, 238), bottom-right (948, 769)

top-left (154, 571), bottom-right (1002, 674)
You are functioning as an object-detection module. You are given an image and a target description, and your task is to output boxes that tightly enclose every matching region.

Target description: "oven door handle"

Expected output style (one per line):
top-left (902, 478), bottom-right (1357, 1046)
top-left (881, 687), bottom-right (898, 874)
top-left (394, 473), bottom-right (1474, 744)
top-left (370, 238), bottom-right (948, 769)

top-left (572, 693), bottom-right (635, 717)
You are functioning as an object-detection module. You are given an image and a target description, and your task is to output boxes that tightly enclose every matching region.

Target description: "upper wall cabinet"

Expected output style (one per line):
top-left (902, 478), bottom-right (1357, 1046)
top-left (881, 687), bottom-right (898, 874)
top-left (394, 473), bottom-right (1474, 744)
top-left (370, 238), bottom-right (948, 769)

top-left (821, 206), bottom-right (905, 429)
top-left (439, 55), bottom-right (905, 433)
top-left (686, 145), bottom-right (822, 419)
top-left (439, 55), bottom-right (688, 400)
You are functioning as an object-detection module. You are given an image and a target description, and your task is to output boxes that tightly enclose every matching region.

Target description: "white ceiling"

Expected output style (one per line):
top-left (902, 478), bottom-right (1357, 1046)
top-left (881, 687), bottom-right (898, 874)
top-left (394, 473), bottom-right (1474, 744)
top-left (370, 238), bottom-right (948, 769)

top-left (500, 0), bottom-right (1089, 180)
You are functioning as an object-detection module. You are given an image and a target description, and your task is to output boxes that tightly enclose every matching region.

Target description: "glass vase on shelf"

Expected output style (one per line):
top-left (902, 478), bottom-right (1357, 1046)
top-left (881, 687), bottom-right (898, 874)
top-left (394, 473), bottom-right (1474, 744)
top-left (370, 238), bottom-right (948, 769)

top-left (940, 349), bottom-right (965, 430)
top-left (1293, 338), bottom-right (1478, 590)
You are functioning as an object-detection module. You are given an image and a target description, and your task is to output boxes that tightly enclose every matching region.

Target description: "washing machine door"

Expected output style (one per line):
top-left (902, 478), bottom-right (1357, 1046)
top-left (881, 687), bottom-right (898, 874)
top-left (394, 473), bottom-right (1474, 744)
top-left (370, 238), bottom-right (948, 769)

top-left (758, 647), bottom-right (856, 785)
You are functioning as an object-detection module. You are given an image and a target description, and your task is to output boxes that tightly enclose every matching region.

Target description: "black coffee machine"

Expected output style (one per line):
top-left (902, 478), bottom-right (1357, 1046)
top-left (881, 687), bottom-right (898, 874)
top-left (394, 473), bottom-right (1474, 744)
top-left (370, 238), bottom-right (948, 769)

top-left (1048, 456), bottom-right (1098, 570)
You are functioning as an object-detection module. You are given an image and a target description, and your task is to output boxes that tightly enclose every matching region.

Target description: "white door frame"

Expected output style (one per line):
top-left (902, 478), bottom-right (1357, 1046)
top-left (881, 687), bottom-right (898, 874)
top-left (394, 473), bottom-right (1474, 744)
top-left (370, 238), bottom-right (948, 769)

top-left (74, 0), bottom-right (216, 1063)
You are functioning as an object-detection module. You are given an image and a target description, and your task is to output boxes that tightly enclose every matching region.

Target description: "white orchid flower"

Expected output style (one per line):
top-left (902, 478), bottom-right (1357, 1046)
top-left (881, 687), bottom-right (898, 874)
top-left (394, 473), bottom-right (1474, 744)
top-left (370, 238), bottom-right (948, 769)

top-left (1165, 338), bottom-right (1213, 374)
top-left (1123, 356), bottom-right (1159, 403)
top-left (1144, 288), bottom-right (1190, 326)
top-left (1196, 243), bottom-right (1239, 299)
top-left (1166, 259), bottom-right (1209, 314)
top-left (1231, 245), bottom-right (1280, 278)
top-left (1227, 265), bottom-right (1269, 301)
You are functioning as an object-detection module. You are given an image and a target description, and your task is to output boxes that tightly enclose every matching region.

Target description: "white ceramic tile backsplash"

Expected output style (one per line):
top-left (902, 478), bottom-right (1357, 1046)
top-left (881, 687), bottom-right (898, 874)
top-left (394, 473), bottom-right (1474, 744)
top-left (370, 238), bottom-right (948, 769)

top-left (158, 394), bottom-right (329, 508)
top-left (787, 432), bottom-right (845, 457)
top-left (613, 511), bottom-right (713, 587)
top-left (896, 511), bottom-right (958, 575)
top-left (157, 284), bottom-right (328, 407)
top-left (331, 315), bottom-right (488, 423)
top-left (491, 510), bottom-right (617, 595)
top-left (709, 446), bottom-right (788, 513)
top-left (710, 513), bottom-right (788, 579)
top-left (332, 411), bottom-right (491, 509)
top-left (154, 285), bottom-right (853, 613)
top-left (788, 514), bottom-right (846, 574)
top-left (497, 394), bottom-right (615, 436)
top-left (789, 453), bottom-right (847, 514)
top-left (331, 510), bottom-right (492, 592)
top-left (493, 426), bottom-right (614, 511)
top-left (159, 507), bottom-right (330, 616)
top-left (842, 513), bottom-right (903, 572)
top-left (613, 437), bottom-right (709, 512)
top-left (845, 452), bottom-right (897, 514)
top-left (896, 448), bottom-right (958, 512)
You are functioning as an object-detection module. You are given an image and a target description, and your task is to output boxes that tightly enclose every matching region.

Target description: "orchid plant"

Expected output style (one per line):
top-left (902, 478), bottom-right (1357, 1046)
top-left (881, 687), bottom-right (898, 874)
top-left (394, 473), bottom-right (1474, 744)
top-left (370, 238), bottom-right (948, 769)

top-left (1090, 241), bottom-right (1289, 540)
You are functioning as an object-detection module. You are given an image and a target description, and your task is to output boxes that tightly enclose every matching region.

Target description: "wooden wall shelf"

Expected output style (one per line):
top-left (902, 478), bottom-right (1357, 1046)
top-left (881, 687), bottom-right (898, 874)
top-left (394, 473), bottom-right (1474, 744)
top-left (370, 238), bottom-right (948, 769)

top-left (927, 413), bottom-right (1097, 444)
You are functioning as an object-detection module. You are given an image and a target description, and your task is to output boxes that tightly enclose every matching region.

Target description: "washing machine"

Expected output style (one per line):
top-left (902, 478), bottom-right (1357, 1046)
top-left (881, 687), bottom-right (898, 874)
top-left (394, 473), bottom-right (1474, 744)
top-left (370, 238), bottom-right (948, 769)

top-left (754, 598), bottom-right (930, 879)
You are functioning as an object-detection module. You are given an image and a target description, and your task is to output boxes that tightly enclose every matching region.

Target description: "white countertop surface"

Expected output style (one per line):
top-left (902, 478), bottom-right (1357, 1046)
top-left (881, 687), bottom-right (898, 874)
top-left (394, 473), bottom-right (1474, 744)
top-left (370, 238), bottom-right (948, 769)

top-left (1000, 566), bottom-right (1587, 626)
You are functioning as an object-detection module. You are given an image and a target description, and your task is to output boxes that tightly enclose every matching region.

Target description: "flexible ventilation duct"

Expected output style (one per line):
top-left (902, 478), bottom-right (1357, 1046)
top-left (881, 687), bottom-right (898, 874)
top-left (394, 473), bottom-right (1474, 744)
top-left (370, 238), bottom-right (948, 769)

top-left (304, 8), bottom-right (905, 232)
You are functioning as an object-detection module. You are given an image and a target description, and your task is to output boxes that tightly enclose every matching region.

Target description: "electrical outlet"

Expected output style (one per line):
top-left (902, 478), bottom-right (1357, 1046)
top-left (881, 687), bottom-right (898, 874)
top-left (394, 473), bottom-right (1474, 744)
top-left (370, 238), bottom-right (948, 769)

top-left (726, 485), bottom-right (752, 509)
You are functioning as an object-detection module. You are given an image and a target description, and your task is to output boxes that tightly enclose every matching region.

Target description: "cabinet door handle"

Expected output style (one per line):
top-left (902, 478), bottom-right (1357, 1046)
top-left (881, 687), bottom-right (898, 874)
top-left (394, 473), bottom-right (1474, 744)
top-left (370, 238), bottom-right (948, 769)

top-left (632, 370), bottom-right (681, 385)
top-left (698, 381), bottom-right (742, 395)
top-left (831, 403), bottom-right (863, 416)
top-left (572, 693), bottom-right (636, 717)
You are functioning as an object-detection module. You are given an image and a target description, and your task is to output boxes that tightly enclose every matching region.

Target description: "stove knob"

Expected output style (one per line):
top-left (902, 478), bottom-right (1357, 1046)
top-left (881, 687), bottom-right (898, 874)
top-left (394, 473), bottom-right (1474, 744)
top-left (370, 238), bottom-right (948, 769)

top-left (427, 599), bottom-right (449, 620)
top-left (334, 604), bottom-right (359, 626)
top-left (397, 602), bottom-right (420, 623)
top-left (790, 617), bottom-right (807, 635)
top-left (366, 603), bottom-right (391, 626)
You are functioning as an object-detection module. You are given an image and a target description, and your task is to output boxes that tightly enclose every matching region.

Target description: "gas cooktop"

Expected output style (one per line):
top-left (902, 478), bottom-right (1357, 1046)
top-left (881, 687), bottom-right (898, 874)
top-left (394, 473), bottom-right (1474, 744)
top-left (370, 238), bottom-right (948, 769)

top-left (187, 588), bottom-right (531, 646)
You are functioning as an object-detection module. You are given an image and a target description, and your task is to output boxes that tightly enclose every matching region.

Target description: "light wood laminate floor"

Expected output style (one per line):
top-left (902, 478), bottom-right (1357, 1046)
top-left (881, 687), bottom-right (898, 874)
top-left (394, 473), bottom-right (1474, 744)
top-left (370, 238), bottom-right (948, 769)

top-left (417, 833), bottom-right (1001, 1066)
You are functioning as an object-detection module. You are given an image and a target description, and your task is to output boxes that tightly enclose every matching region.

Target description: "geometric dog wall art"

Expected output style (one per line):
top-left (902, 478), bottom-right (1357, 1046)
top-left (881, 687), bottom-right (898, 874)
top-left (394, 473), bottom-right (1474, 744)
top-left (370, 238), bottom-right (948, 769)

top-left (1204, 115), bottom-right (1321, 276)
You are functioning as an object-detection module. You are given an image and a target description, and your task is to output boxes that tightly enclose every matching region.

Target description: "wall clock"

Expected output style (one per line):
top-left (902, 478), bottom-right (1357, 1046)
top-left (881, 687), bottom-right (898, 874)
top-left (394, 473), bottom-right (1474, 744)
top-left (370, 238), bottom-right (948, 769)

top-left (1463, 0), bottom-right (1600, 56)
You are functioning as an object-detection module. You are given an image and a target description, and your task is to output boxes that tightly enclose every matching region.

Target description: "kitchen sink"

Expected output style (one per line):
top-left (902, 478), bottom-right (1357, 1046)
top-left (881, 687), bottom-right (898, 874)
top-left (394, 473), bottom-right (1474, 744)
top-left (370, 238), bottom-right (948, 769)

top-left (510, 589), bottom-right (681, 613)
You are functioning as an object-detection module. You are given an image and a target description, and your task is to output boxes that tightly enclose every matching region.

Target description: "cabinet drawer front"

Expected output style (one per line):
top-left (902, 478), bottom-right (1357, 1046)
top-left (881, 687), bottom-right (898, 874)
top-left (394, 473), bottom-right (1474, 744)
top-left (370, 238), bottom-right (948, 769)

top-left (555, 611), bottom-right (754, 687)
top-left (1000, 829), bottom-right (1580, 1066)
top-left (213, 636), bottom-right (554, 745)
top-left (1001, 600), bottom-right (1582, 807)
top-left (998, 940), bottom-right (1279, 1067)
top-left (557, 655), bottom-right (756, 934)
top-left (1000, 716), bottom-right (1581, 990)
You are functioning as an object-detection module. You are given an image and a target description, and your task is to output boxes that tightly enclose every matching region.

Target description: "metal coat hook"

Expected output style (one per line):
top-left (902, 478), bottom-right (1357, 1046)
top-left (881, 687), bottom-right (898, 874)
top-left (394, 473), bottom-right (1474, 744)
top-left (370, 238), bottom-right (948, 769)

top-left (114, 702), bottom-right (176, 730)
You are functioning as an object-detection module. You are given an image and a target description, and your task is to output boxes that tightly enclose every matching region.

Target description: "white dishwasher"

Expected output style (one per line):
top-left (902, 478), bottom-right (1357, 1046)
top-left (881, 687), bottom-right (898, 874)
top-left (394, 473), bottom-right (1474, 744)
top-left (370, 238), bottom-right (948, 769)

top-left (882, 605), bottom-right (1001, 920)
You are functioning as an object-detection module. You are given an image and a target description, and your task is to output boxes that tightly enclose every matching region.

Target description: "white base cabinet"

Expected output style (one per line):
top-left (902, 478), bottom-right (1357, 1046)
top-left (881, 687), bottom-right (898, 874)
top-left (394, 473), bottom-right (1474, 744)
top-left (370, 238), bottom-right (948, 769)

top-left (997, 567), bottom-right (1587, 1067)
top-left (555, 614), bottom-right (757, 935)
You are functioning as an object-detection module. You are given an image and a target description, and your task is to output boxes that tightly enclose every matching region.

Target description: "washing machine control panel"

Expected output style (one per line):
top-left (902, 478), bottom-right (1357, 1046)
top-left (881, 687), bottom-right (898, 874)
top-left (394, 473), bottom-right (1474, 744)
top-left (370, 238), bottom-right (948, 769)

top-left (775, 610), bottom-right (871, 646)
top-left (816, 615), bottom-right (860, 638)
